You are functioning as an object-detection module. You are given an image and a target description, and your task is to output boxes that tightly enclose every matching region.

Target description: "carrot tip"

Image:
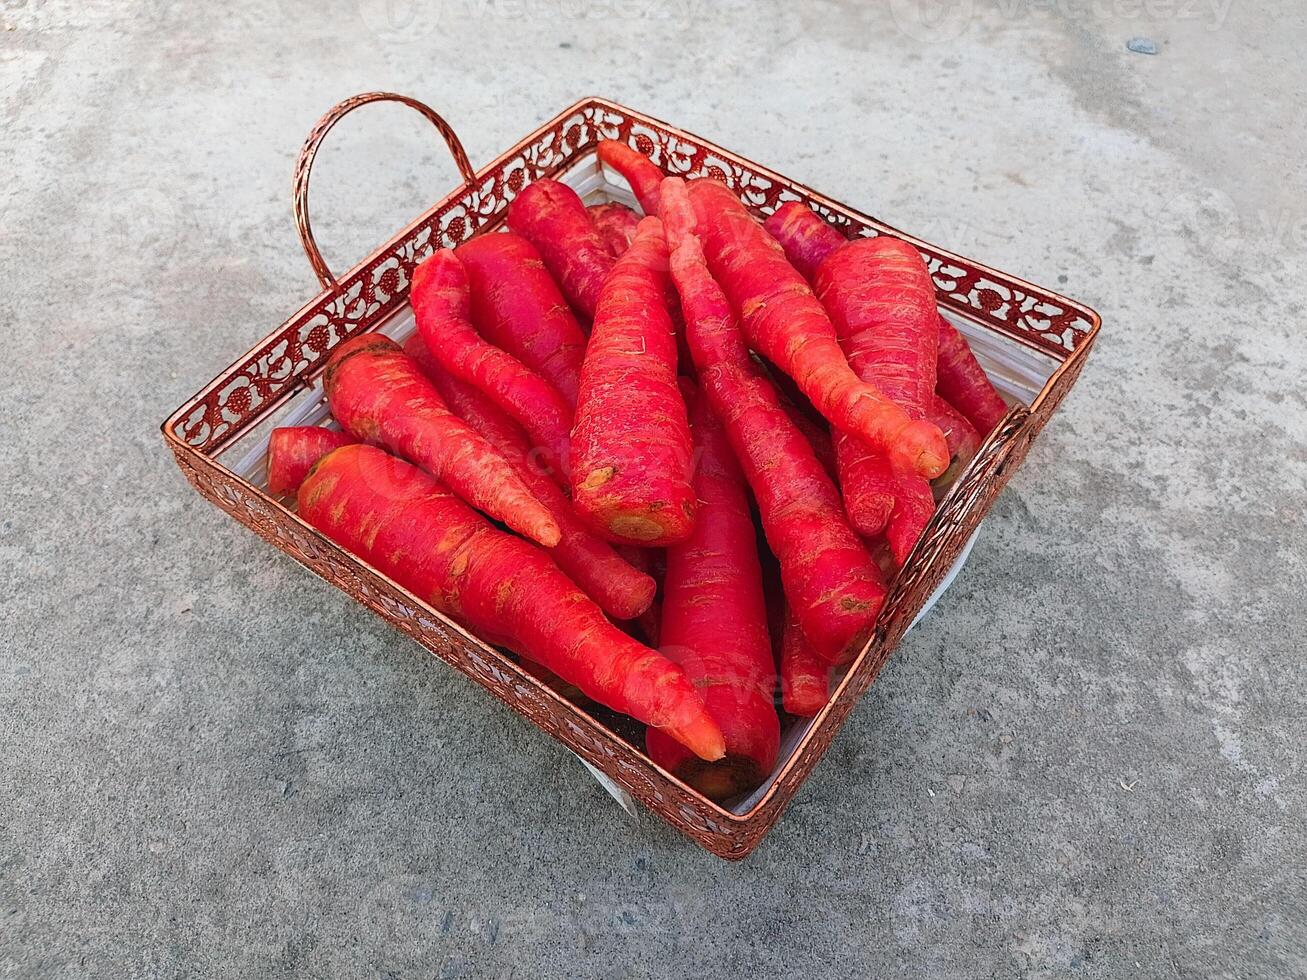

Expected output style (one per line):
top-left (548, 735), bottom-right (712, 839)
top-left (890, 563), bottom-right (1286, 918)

top-left (609, 576), bottom-right (658, 622)
top-left (917, 452), bottom-right (950, 480)
top-left (897, 421), bottom-right (951, 479)
top-left (848, 498), bottom-right (893, 538)
top-left (784, 683), bottom-right (829, 717)
top-left (663, 714), bottom-right (727, 763)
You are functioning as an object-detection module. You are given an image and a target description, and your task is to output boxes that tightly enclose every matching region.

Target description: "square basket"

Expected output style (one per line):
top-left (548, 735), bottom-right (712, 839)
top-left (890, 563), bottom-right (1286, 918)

top-left (162, 94), bottom-right (1100, 860)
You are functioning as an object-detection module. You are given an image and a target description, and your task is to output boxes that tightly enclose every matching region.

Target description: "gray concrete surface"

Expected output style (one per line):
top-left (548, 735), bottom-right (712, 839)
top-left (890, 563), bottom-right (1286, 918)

top-left (3, 1), bottom-right (1305, 977)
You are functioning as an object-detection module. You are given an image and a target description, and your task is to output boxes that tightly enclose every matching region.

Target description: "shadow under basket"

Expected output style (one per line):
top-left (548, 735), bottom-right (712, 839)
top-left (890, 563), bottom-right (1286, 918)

top-left (162, 93), bottom-right (1100, 860)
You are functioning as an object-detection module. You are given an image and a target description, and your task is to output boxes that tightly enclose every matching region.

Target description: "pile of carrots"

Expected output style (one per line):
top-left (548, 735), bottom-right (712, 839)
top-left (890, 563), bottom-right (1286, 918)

top-left (268, 142), bottom-right (1008, 803)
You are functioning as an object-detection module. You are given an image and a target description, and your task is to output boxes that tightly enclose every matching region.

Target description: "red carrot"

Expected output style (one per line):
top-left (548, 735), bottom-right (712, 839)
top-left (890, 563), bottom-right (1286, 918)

top-left (839, 445), bottom-right (936, 567)
top-left (454, 232), bottom-right (587, 406)
top-left (645, 385), bottom-right (780, 801)
top-left (617, 546), bottom-right (664, 647)
top-left (714, 360), bottom-right (885, 661)
top-left (569, 217), bottom-right (696, 546)
top-left (763, 200), bottom-right (846, 282)
top-left (832, 435), bottom-right (891, 536)
top-left (815, 237), bottom-right (942, 538)
top-left (406, 336), bottom-right (656, 621)
top-left (588, 202), bottom-right (641, 257)
top-left (298, 444), bottom-right (724, 761)
top-left (660, 177), bottom-right (885, 661)
top-left (587, 198), bottom-right (689, 361)
top-left (929, 393), bottom-right (982, 466)
top-left (506, 179), bottom-right (614, 320)
top-left (596, 140), bottom-right (664, 215)
top-left (771, 381), bottom-right (837, 481)
top-left (410, 250), bottom-right (575, 478)
top-left (936, 315), bottom-right (1008, 434)
top-left (764, 199), bottom-right (1007, 437)
top-left (780, 609), bottom-right (830, 717)
top-left (266, 426), bottom-right (355, 497)
top-left (324, 334), bottom-right (560, 548)
top-left (687, 178), bottom-right (947, 479)
top-left (815, 237), bottom-right (940, 419)
top-left (884, 471), bottom-right (935, 568)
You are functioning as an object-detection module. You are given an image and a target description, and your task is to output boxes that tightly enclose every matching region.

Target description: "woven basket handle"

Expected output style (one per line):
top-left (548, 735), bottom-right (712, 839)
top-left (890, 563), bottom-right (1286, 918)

top-left (292, 91), bottom-right (476, 291)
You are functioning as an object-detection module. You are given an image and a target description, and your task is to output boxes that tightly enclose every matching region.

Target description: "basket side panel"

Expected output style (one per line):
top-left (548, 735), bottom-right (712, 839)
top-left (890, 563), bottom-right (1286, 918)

top-left (874, 413), bottom-right (1030, 652)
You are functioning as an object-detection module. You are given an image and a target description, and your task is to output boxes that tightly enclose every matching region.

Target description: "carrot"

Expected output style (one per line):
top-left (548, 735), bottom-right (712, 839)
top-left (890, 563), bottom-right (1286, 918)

top-left (714, 360), bottom-right (885, 661)
top-left (596, 140), bottom-right (664, 214)
top-left (929, 393), bottom-right (981, 466)
top-left (936, 315), bottom-right (1008, 433)
top-left (763, 200), bottom-right (847, 282)
top-left (588, 197), bottom-right (689, 364)
top-left (780, 609), bottom-right (830, 717)
top-left (764, 200), bottom-right (1007, 437)
top-left (645, 385), bottom-right (780, 801)
top-left (569, 216), bottom-right (696, 546)
top-left (813, 237), bottom-right (941, 538)
top-left (770, 379), bottom-right (838, 481)
top-left (410, 250), bottom-right (574, 478)
top-left (454, 231), bottom-right (587, 406)
top-left (836, 432), bottom-right (940, 542)
top-left (588, 202), bottom-right (641, 257)
top-left (830, 436), bottom-right (888, 536)
top-left (659, 177), bottom-right (886, 661)
top-left (686, 178), bottom-right (947, 479)
top-left (298, 444), bottom-right (724, 761)
top-left (323, 334), bottom-right (560, 548)
top-left (883, 471), bottom-right (934, 568)
top-left (815, 237), bottom-right (940, 419)
top-left (266, 426), bottom-right (355, 497)
top-left (406, 335), bottom-right (655, 621)
top-left (837, 444), bottom-right (935, 566)
top-left (506, 179), bottom-right (614, 320)
top-left (617, 546), bottom-right (664, 647)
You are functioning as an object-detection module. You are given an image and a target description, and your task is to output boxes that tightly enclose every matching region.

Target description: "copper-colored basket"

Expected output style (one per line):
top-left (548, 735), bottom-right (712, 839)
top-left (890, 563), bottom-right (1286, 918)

top-left (162, 94), bottom-right (1100, 860)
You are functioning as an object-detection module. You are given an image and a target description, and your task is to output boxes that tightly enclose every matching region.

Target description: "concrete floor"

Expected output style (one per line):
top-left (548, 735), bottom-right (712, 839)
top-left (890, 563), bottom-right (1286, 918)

top-left (3, 1), bottom-right (1305, 977)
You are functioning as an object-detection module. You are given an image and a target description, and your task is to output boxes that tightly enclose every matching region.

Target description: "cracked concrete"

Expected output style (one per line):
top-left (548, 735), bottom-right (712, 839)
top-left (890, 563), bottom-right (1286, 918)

top-left (2, 1), bottom-right (1304, 977)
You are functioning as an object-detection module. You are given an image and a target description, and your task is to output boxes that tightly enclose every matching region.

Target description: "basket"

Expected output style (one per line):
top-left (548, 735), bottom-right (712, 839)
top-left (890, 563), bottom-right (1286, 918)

top-left (161, 93), bottom-right (1100, 860)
